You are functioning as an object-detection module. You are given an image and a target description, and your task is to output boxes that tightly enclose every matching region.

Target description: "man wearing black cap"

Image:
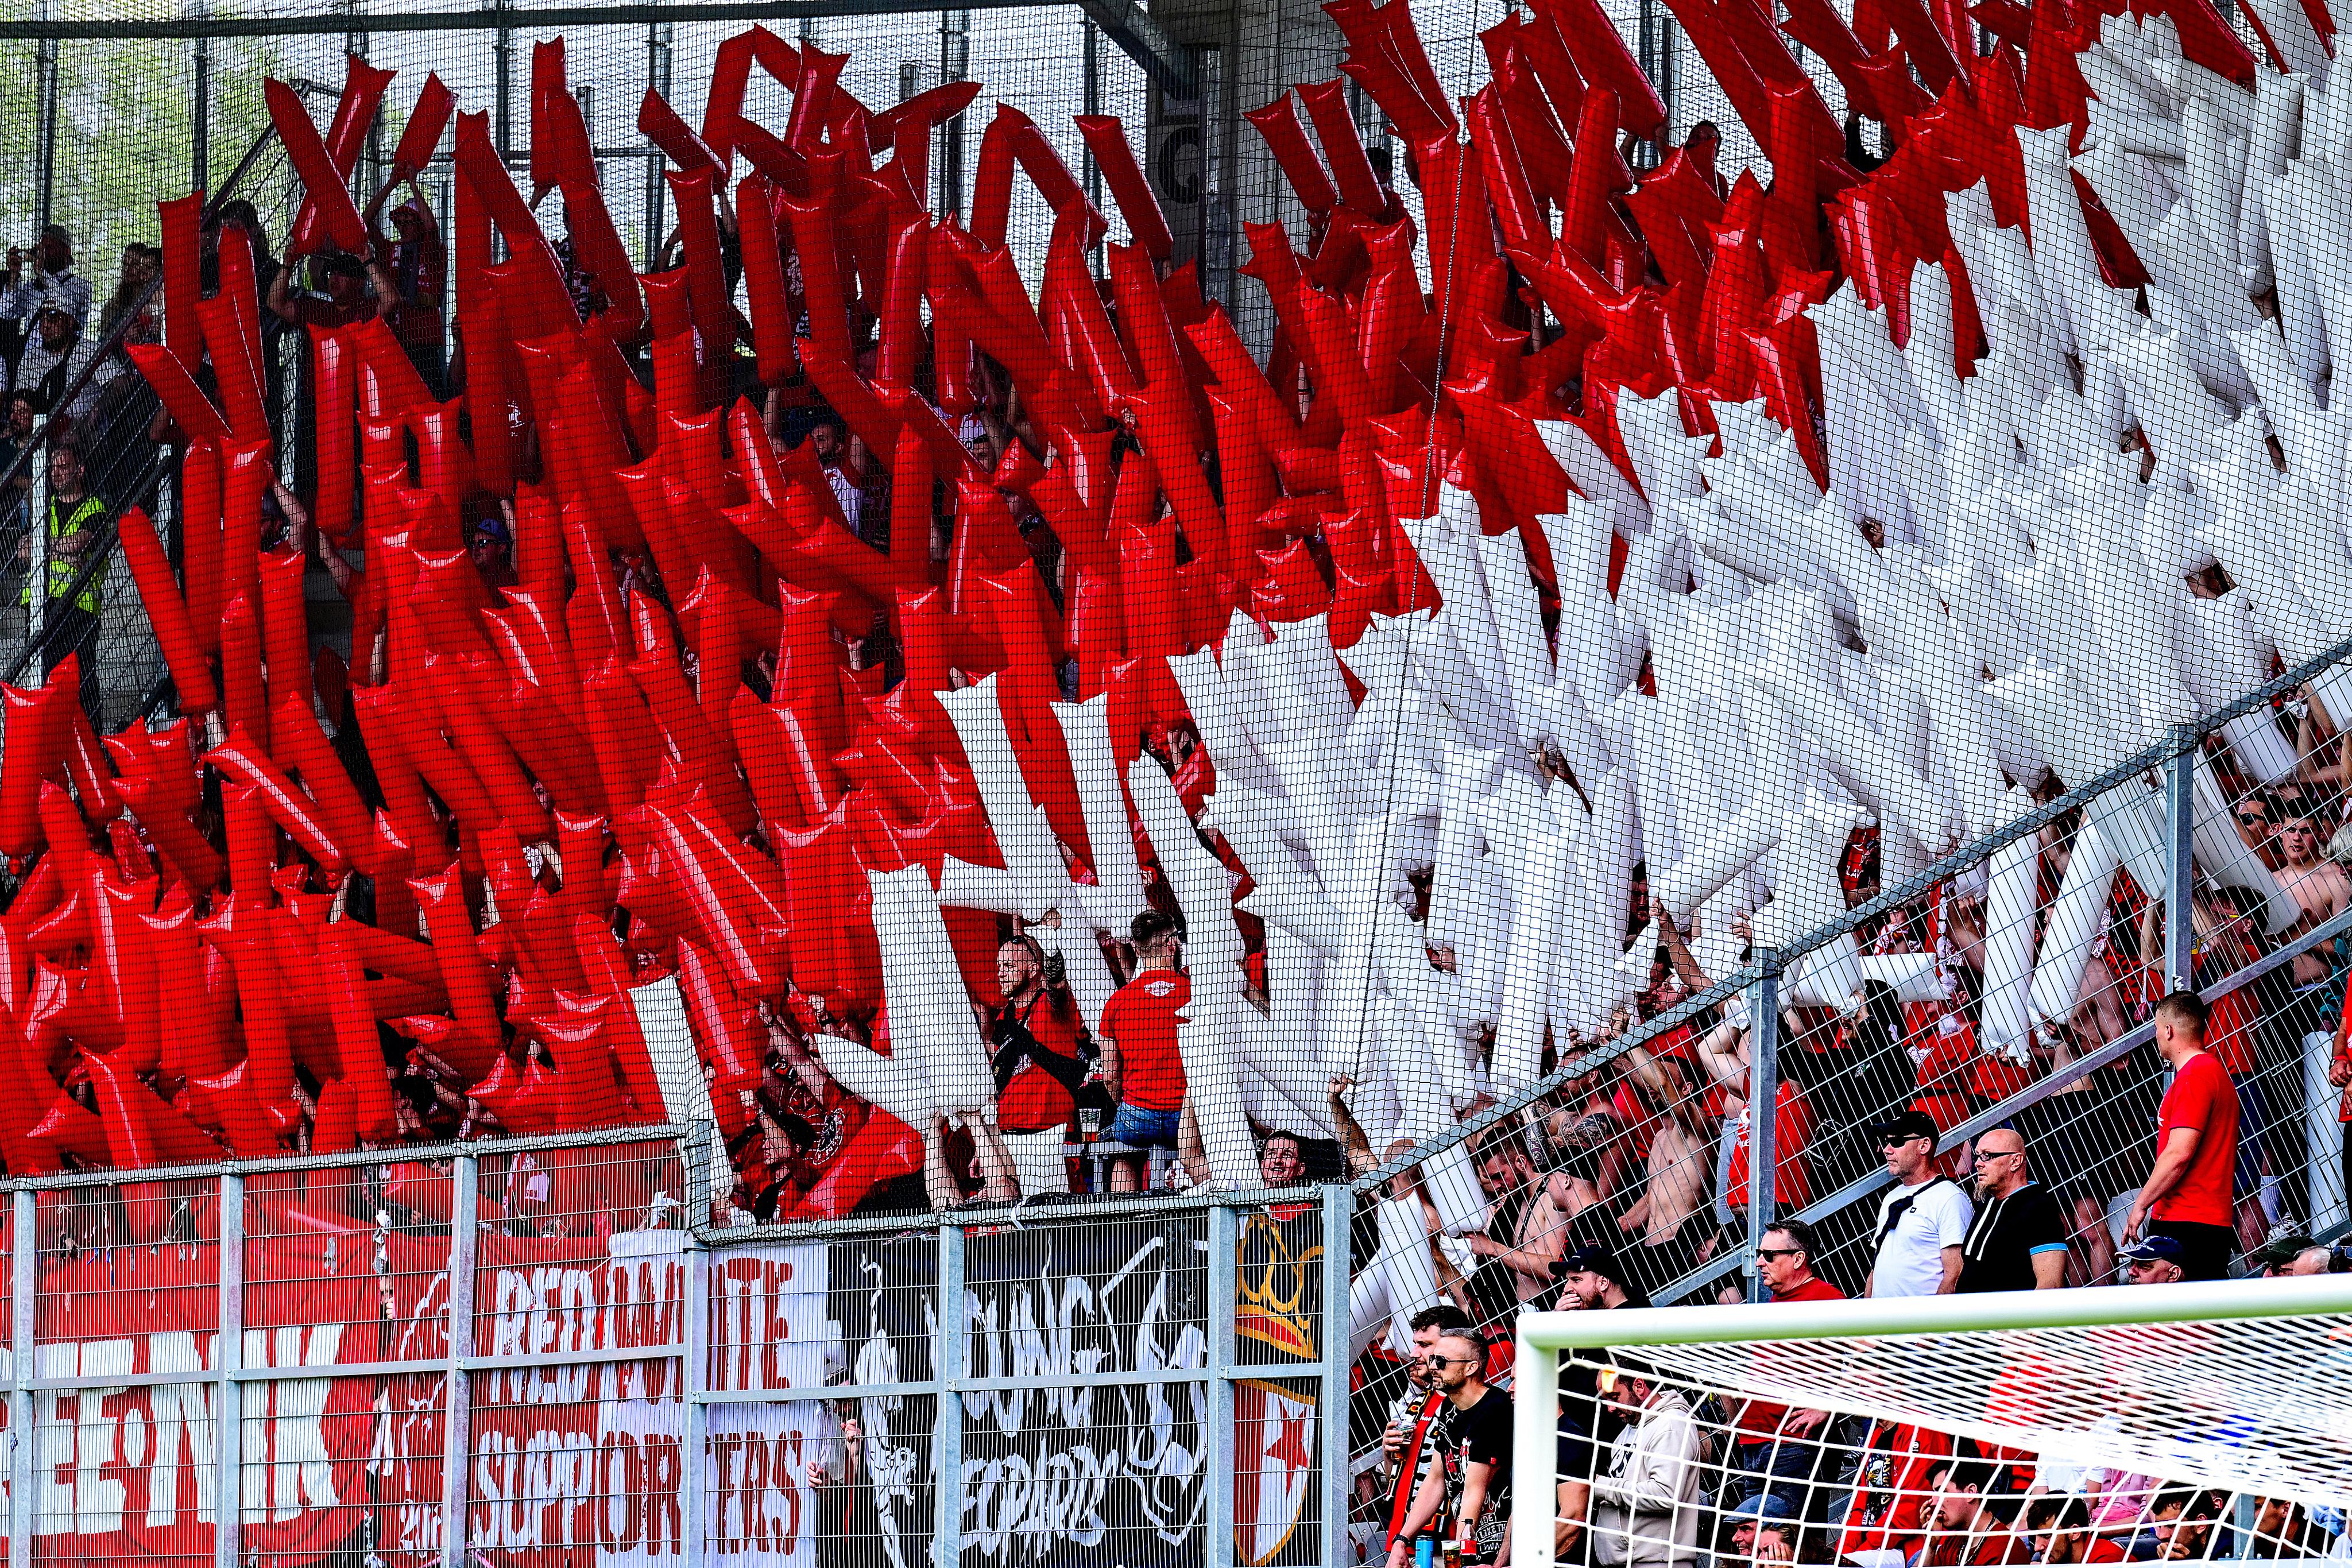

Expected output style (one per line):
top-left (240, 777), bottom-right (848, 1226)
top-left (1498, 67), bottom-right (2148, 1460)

top-left (1560, 1243), bottom-right (1652, 1311)
top-left (1548, 1246), bottom-right (1647, 1565)
top-left (1864, 1110), bottom-right (1974, 1298)
top-left (267, 248), bottom-right (398, 330)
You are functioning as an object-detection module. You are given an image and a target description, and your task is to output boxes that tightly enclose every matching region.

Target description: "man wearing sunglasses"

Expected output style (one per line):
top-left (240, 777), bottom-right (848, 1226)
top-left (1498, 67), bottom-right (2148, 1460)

top-left (1956, 1129), bottom-right (2069, 1292)
top-left (1387, 1331), bottom-right (1514, 1566)
top-left (1727, 1223), bottom-right (1843, 1519)
top-left (1864, 1111), bottom-right (1974, 1299)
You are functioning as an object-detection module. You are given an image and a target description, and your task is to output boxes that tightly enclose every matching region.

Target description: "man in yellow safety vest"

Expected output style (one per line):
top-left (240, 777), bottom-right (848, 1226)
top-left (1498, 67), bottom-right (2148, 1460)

top-left (17, 440), bottom-right (105, 724)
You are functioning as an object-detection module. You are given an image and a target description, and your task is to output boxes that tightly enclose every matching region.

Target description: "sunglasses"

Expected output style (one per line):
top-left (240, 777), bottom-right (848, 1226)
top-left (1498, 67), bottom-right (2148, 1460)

top-left (1879, 1135), bottom-right (1929, 1148)
top-left (1755, 1246), bottom-right (1804, 1259)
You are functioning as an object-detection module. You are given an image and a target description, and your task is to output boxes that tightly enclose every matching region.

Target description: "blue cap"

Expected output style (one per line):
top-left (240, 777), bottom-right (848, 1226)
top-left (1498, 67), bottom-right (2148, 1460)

top-left (2119, 1234), bottom-right (2186, 1264)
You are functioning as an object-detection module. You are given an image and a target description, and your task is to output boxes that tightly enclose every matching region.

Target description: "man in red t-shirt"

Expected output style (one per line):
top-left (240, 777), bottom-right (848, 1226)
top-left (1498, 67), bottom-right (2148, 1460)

top-left (2124, 991), bottom-right (2239, 1281)
top-left (2026, 1497), bottom-right (2127, 1563)
top-left (987, 934), bottom-right (1091, 1135)
top-left (1728, 1220), bottom-right (1844, 1513)
top-left (1727, 1079), bottom-right (1816, 1215)
top-left (1913, 1460), bottom-right (2033, 1566)
top-left (266, 249), bottom-right (395, 328)
top-left (1099, 910), bottom-right (1190, 1193)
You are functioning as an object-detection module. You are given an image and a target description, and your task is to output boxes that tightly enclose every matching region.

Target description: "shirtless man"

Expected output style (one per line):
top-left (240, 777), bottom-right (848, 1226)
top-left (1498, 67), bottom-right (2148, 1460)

top-left (1461, 1153), bottom-right (1600, 1304)
top-left (1615, 1047), bottom-right (1717, 1273)
top-left (2274, 814), bottom-right (2350, 985)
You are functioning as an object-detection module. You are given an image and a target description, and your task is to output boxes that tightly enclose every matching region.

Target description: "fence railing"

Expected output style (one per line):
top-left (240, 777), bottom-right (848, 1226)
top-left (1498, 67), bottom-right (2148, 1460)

top-left (1353, 628), bottom-right (2352, 1311)
top-left (0, 1124), bottom-right (1353, 1567)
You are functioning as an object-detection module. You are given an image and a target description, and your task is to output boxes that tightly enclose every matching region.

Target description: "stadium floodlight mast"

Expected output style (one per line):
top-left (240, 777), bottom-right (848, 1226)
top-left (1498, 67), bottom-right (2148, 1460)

top-left (1510, 1274), bottom-right (2352, 1568)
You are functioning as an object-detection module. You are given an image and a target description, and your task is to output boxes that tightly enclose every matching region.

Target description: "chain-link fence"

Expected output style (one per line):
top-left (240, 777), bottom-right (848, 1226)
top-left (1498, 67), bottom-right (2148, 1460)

top-left (0, 0), bottom-right (2344, 1558)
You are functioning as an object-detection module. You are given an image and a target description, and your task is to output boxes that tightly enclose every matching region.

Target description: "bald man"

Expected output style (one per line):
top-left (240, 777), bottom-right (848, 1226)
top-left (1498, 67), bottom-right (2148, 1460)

top-left (1957, 1129), bottom-right (2069, 1292)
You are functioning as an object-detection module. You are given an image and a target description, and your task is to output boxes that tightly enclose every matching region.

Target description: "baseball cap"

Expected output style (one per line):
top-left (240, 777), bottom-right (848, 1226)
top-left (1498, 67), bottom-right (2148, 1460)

top-left (1728, 1492), bottom-right (1794, 1521)
top-left (1560, 1243), bottom-right (1623, 1279)
top-left (323, 252), bottom-right (368, 278)
top-left (2250, 1234), bottom-right (2315, 1270)
top-left (1869, 1109), bottom-right (1940, 1144)
top-left (2119, 1234), bottom-right (2187, 1265)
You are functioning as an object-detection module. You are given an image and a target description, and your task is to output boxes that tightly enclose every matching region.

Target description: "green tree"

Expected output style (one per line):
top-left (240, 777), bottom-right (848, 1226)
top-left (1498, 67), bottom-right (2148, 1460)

top-left (0, 29), bottom-right (282, 270)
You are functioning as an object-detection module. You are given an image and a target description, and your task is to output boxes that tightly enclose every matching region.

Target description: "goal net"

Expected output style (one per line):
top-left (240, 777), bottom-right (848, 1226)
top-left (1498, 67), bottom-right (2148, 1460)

top-left (1497, 1276), bottom-right (2352, 1568)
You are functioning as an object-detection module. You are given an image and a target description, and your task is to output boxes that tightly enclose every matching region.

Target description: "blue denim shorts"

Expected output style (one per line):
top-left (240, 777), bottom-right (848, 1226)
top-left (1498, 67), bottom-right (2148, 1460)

top-left (1105, 1102), bottom-right (1182, 1148)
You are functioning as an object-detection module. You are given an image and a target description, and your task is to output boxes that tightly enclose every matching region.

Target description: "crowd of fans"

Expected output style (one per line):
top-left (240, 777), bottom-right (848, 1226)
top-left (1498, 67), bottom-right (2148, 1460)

top-left (18, 152), bottom-right (2352, 1568)
top-left (1355, 1119), bottom-right (2345, 1566)
top-left (20, 176), bottom-right (2352, 1246)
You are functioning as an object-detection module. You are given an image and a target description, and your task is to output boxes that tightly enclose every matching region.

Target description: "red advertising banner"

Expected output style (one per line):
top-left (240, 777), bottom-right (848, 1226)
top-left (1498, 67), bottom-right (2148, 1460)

top-left (21, 1219), bottom-right (708, 1568)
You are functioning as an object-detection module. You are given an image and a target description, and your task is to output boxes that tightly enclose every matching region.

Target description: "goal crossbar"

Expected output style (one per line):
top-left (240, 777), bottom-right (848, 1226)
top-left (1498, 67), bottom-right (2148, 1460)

top-left (1511, 1275), bottom-right (2352, 1568)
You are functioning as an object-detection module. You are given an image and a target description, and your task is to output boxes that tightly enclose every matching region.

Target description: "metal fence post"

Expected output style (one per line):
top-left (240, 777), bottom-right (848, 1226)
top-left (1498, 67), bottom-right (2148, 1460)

top-left (33, 0), bottom-right (58, 235)
top-left (1081, 21), bottom-right (1101, 215)
top-left (439, 1154), bottom-right (478, 1568)
top-left (1206, 1203), bottom-right (1236, 1568)
top-left (215, 1173), bottom-right (243, 1568)
top-left (2165, 726), bottom-right (2198, 994)
top-left (932, 1219), bottom-right (965, 1568)
top-left (937, 10), bottom-right (970, 219)
top-left (680, 1236), bottom-right (709, 1566)
top-left (643, 22), bottom-right (673, 267)
top-left (1318, 1183), bottom-right (1352, 1568)
top-left (1744, 951), bottom-right (1782, 1304)
top-left (492, 11), bottom-right (512, 159)
top-left (192, 14), bottom-right (211, 193)
top-left (11, 1189), bottom-right (34, 1568)
top-left (25, 456), bottom-right (47, 683)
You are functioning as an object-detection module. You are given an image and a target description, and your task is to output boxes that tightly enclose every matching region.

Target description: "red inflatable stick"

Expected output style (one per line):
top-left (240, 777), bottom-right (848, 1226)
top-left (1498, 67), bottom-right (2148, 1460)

top-left (316, 924), bottom-right (405, 1143)
top-left (559, 180), bottom-right (648, 340)
top-left (206, 727), bottom-right (353, 877)
top-left (1529, 0), bottom-right (1670, 138)
top-left (673, 939), bottom-right (765, 1095)
top-left (1073, 115), bottom-right (1177, 259)
top-left (126, 343), bottom-right (229, 449)
top-left (1297, 79), bottom-right (1388, 217)
top-left (1244, 95), bottom-right (1341, 218)
top-left (970, 104), bottom-right (1102, 250)
top-left (390, 72), bottom-right (455, 180)
top-left (285, 55), bottom-right (397, 258)
top-left (116, 509), bottom-right (217, 714)
top-left (1325, 0), bottom-right (1459, 142)
top-left (158, 192), bottom-right (207, 365)
top-left (268, 78), bottom-right (374, 260)
top-left (738, 175), bottom-right (799, 385)
top-left (637, 87), bottom-right (730, 183)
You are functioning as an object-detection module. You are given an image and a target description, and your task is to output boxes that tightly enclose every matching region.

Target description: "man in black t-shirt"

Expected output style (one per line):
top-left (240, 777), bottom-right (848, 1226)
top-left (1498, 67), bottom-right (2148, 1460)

top-left (1389, 1330), bottom-right (1514, 1567)
top-left (1957, 1128), bottom-right (2070, 1292)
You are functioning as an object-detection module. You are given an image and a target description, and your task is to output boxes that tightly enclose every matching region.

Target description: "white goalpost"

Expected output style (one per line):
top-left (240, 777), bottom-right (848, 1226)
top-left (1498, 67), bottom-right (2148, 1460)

top-left (1510, 1276), bottom-right (2352, 1568)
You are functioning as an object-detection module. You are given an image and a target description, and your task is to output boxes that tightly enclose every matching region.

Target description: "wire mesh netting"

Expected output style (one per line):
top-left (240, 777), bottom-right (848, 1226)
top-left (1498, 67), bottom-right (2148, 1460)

top-left (2, 0), bottom-right (2352, 1558)
top-left (1515, 1292), bottom-right (2352, 1568)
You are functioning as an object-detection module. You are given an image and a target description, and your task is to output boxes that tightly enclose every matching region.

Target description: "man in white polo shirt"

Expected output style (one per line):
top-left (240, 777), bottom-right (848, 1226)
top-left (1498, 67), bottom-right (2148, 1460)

top-left (1863, 1110), bottom-right (1974, 1298)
